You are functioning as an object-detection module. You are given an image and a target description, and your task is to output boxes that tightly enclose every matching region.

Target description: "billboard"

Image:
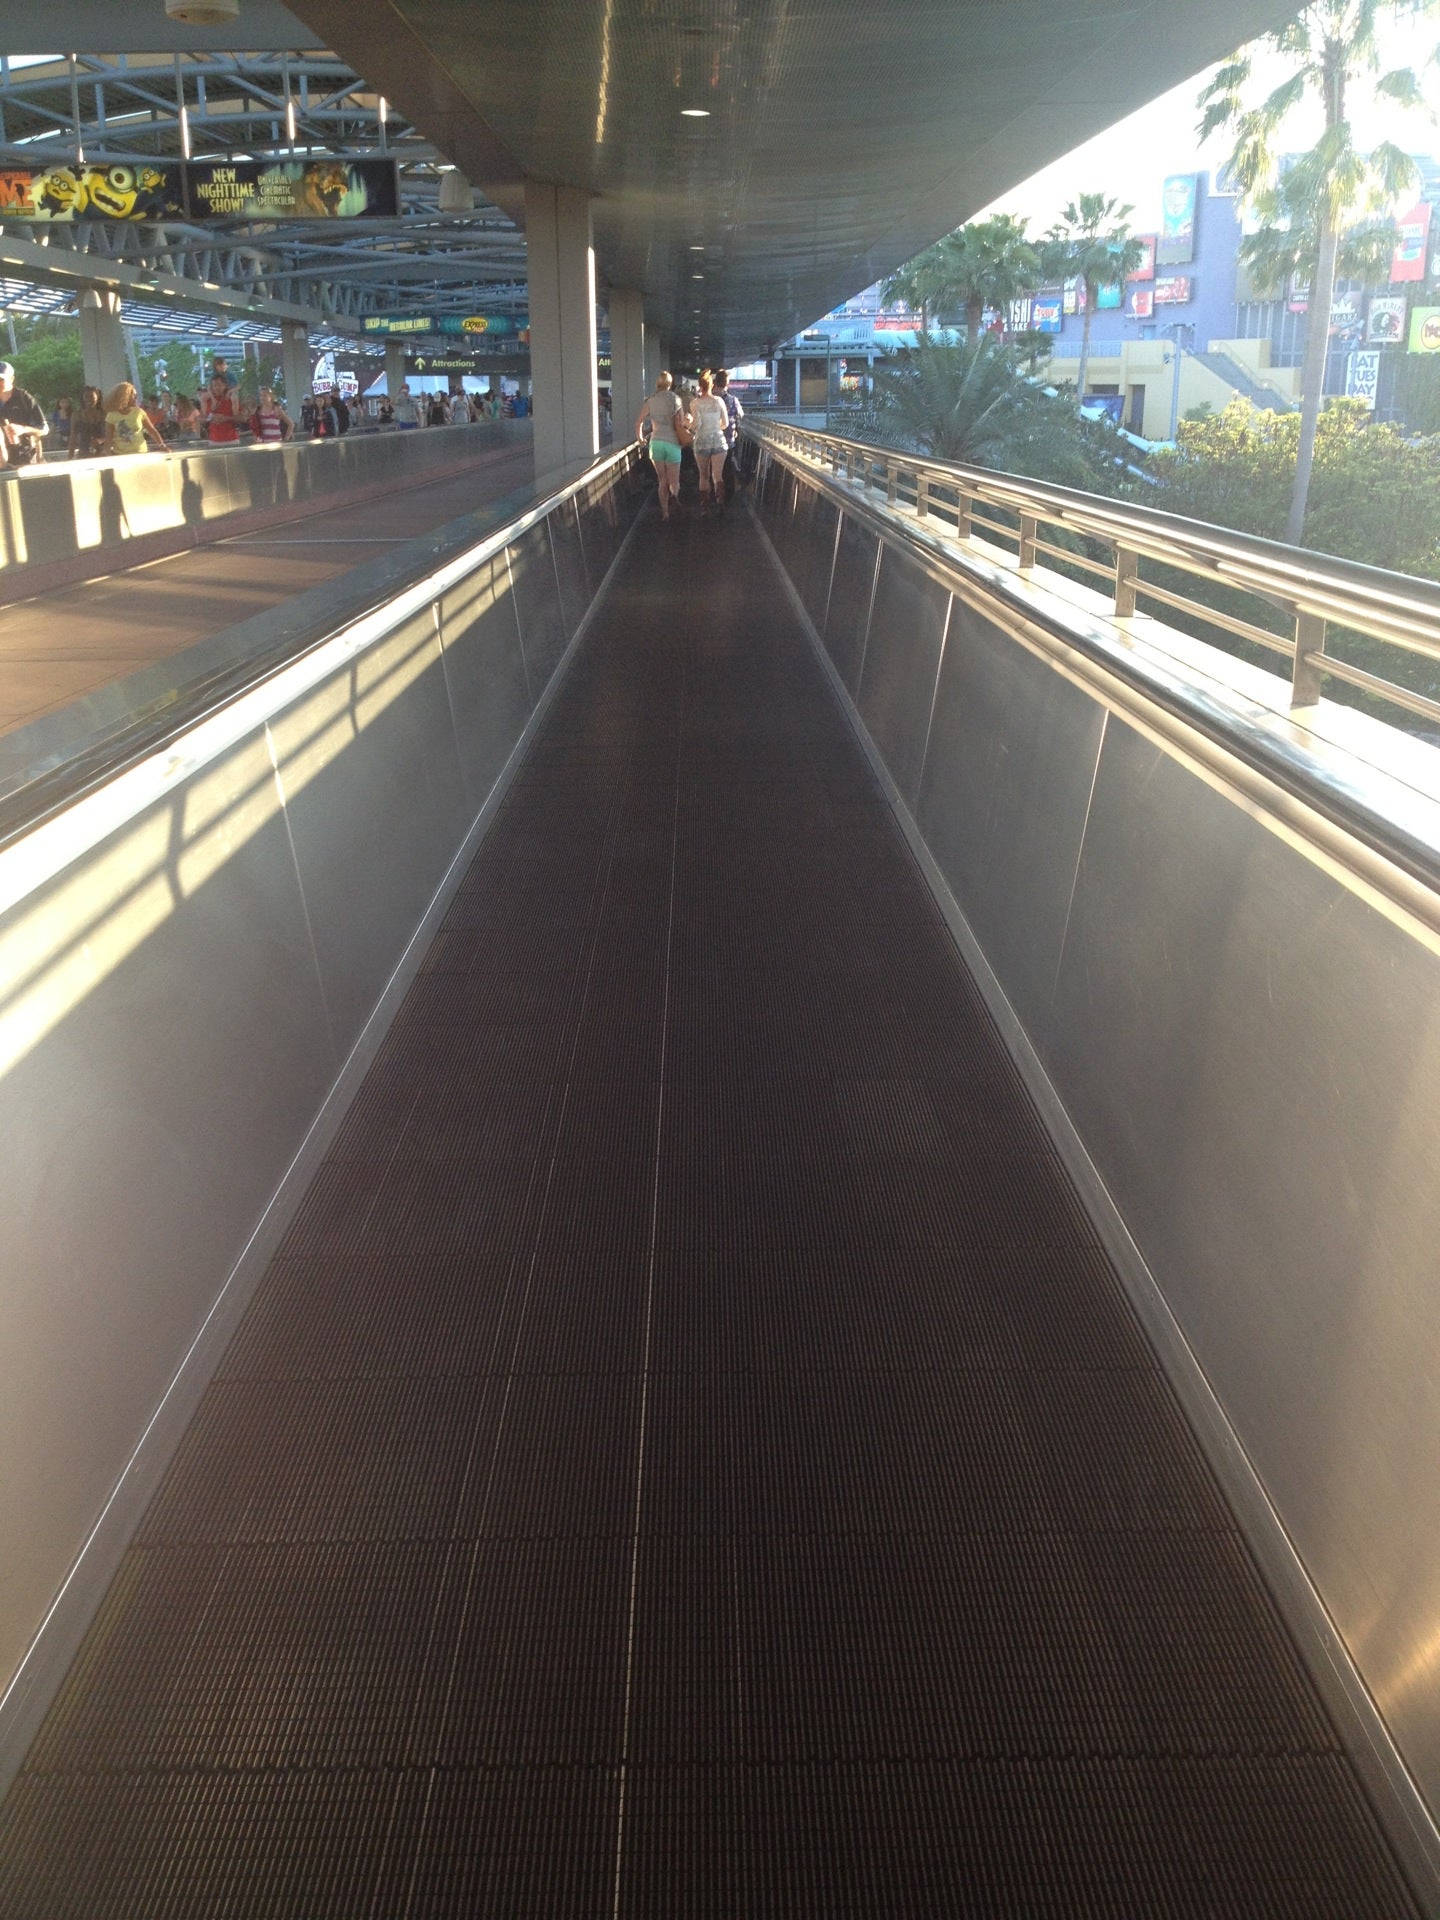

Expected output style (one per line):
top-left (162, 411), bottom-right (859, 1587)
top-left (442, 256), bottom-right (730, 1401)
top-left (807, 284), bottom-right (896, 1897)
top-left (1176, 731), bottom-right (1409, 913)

top-left (1345, 351), bottom-right (1381, 408)
top-left (1030, 291), bottom-right (1063, 333)
top-left (1157, 174), bottom-right (1198, 266)
top-left (183, 157), bottom-right (399, 220)
top-left (1128, 234), bottom-right (1156, 283)
top-left (1127, 286), bottom-right (1155, 320)
top-left (1366, 296), bottom-right (1407, 345)
top-left (1062, 277), bottom-right (1086, 315)
top-left (361, 313), bottom-right (436, 336)
top-left (1095, 283), bottom-right (1123, 310)
top-left (1408, 307), bottom-right (1440, 354)
top-left (0, 162), bottom-right (181, 221)
top-left (436, 314), bottom-right (526, 337)
top-left (1391, 202), bottom-right (1433, 284)
top-left (1154, 274), bottom-right (1193, 306)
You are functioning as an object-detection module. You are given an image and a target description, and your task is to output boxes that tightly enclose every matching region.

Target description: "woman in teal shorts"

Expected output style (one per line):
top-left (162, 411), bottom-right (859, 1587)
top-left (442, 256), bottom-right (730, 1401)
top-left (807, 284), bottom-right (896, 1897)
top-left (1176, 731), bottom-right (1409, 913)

top-left (636, 370), bottom-right (690, 522)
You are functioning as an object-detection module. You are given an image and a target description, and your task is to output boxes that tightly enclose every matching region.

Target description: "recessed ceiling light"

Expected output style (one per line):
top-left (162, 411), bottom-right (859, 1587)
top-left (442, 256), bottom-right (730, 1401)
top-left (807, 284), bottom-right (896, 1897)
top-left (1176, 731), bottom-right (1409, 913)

top-left (690, 245), bottom-right (704, 251)
top-left (681, 107), bottom-right (710, 117)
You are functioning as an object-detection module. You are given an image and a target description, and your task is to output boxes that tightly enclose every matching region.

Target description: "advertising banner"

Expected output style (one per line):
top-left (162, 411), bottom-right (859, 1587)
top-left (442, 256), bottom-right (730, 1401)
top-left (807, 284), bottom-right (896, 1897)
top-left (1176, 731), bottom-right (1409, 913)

top-left (183, 157), bottom-right (399, 220)
top-left (1154, 275), bottom-right (1193, 306)
top-left (361, 313), bottom-right (436, 336)
top-left (1391, 202), bottom-right (1433, 284)
top-left (1328, 295), bottom-right (1361, 338)
top-left (1062, 277), bottom-right (1086, 315)
top-left (1030, 291), bottom-right (1063, 333)
top-left (436, 314), bottom-right (526, 337)
top-left (1128, 234), bottom-right (1156, 283)
top-left (1127, 287), bottom-right (1155, 320)
top-left (1366, 295), bottom-right (1407, 345)
top-left (1095, 283), bottom-right (1123, 310)
top-left (1345, 351), bottom-right (1381, 408)
top-left (1408, 307), bottom-right (1440, 354)
top-left (1287, 272), bottom-right (1309, 314)
top-left (0, 161), bottom-right (181, 221)
top-left (1157, 174), bottom-right (1199, 266)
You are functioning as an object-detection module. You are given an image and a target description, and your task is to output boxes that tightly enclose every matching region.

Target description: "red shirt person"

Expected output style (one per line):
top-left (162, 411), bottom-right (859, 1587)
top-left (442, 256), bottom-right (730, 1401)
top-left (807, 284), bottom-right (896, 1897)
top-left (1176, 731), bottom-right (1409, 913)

top-left (200, 373), bottom-right (241, 444)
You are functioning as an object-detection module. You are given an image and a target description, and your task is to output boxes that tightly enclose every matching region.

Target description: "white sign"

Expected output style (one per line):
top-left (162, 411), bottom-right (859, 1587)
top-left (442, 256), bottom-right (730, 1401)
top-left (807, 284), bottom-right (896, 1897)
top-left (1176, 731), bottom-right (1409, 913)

top-left (1345, 350), bottom-right (1381, 409)
top-left (1366, 296), bottom-right (1407, 345)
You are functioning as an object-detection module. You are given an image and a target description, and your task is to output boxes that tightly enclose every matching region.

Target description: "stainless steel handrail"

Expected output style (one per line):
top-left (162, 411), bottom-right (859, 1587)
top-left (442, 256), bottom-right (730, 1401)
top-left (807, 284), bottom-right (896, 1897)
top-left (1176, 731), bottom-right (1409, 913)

top-left (746, 418), bottom-right (1440, 727)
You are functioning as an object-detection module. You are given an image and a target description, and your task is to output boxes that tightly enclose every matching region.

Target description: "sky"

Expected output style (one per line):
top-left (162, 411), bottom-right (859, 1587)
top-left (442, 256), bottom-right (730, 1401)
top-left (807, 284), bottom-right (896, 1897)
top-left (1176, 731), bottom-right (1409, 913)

top-left (974, 17), bottom-right (1440, 236)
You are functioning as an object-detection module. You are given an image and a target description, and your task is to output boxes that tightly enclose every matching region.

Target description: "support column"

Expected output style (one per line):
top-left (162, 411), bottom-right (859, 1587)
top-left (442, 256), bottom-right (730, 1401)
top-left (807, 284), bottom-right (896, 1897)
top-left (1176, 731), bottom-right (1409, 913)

top-left (78, 288), bottom-right (128, 396)
top-left (608, 288), bottom-right (646, 444)
top-left (382, 339), bottom-right (408, 410)
top-left (281, 321), bottom-right (312, 409)
top-left (645, 331), bottom-right (671, 392)
top-left (524, 179), bottom-right (598, 479)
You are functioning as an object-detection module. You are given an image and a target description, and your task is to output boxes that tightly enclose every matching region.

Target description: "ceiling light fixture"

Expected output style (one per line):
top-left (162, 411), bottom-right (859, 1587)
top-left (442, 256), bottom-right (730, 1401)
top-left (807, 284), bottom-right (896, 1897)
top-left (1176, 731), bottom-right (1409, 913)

top-left (680, 107), bottom-right (710, 118)
top-left (166, 0), bottom-right (240, 22)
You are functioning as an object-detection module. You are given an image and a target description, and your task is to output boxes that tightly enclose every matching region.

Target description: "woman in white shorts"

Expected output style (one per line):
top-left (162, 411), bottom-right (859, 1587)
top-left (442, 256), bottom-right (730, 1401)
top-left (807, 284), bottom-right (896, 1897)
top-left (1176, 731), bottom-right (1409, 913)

top-left (636, 371), bottom-right (689, 522)
top-left (689, 371), bottom-right (730, 515)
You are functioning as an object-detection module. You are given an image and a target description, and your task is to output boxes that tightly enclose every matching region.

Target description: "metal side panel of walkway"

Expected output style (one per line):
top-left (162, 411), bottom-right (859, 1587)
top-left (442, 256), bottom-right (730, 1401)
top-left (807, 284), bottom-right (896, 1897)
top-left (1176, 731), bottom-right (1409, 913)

top-left (0, 500), bottom-right (1416, 1918)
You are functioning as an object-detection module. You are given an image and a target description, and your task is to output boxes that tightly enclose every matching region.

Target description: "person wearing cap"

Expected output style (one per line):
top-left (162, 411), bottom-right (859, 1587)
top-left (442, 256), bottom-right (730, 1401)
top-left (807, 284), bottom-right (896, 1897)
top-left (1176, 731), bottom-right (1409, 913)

top-left (0, 361), bottom-right (48, 470)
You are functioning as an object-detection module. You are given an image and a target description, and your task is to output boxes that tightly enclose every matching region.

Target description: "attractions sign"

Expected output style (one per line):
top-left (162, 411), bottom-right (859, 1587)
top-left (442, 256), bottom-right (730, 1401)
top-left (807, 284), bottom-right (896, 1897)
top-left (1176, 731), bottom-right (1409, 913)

top-left (0, 156), bottom-right (398, 221)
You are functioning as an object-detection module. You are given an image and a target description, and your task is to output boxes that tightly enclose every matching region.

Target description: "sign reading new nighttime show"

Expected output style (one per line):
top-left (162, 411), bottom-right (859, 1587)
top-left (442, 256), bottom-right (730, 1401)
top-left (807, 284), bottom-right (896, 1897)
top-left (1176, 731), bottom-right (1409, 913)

top-left (183, 157), bottom-right (399, 220)
top-left (0, 156), bottom-right (398, 222)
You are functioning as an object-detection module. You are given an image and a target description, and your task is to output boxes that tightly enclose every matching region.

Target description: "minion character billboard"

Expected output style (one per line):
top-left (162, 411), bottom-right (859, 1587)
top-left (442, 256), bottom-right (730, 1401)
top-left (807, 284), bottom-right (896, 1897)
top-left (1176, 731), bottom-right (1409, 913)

top-left (0, 163), bottom-right (179, 221)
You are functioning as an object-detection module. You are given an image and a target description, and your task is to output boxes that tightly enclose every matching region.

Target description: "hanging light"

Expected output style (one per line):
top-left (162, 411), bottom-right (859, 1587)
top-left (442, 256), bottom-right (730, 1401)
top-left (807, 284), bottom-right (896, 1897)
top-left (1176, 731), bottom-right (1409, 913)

top-left (166, 0), bottom-right (240, 23)
top-left (437, 169), bottom-right (474, 215)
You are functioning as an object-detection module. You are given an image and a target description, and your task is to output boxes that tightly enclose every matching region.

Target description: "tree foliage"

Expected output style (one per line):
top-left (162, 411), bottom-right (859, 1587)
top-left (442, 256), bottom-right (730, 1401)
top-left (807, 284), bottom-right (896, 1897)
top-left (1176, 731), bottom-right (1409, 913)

top-left (1146, 397), bottom-right (1440, 578)
top-left (7, 318), bottom-right (84, 408)
top-left (865, 335), bottom-right (1123, 490)
top-left (1040, 195), bottom-right (1147, 407)
top-left (882, 214), bottom-right (1041, 341)
top-left (1196, 0), bottom-right (1438, 543)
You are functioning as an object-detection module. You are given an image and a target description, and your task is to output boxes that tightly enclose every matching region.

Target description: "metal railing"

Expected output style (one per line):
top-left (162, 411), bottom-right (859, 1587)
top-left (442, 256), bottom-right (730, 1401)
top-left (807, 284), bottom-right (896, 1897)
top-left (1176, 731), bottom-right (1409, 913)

top-left (749, 418), bottom-right (1440, 731)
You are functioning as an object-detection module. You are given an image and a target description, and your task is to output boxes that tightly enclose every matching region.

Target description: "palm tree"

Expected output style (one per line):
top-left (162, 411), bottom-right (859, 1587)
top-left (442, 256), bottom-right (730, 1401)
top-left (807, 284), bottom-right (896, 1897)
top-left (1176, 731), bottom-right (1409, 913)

top-left (942, 216), bottom-right (1043, 343)
top-left (881, 241), bottom-right (952, 337)
top-left (1238, 169), bottom-right (1398, 298)
top-left (1198, 1), bottom-right (1437, 545)
top-left (1041, 195), bottom-right (1147, 413)
top-left (868, 334), bottom-right (1101, 487)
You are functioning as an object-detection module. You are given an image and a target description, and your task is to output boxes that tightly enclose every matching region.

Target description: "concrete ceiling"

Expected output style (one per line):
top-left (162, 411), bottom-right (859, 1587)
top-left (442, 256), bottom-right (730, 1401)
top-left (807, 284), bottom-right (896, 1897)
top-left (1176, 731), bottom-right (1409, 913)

top-left (286, 0), bottom-right (1298, 366)
top-left (5, 0), bottom-right (1298, 364)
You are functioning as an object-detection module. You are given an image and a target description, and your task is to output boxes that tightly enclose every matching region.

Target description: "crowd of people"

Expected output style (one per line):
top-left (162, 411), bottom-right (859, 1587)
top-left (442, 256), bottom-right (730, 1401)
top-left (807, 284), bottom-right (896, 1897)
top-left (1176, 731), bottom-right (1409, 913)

top-left (0, 352), bottom-right (521, 470)
top-left (635, 368), bottom-right (743, 522)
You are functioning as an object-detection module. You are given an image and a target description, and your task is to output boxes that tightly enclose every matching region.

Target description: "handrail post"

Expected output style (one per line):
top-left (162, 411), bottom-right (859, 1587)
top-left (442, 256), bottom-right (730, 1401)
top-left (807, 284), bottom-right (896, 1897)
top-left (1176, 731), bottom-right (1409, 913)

top-left (916, 473), bottom-right (929, 521)
top-left (1018, 512), bottom-right (1038, 572)
top-left (957, 487), bottom-right (973, 541)
top-left (886, 461), bottom-right (898, 506)
top-left (1115, 546), bottom-right (1138, 619)
top-left (1292, 610), bottom-right (1326, 707)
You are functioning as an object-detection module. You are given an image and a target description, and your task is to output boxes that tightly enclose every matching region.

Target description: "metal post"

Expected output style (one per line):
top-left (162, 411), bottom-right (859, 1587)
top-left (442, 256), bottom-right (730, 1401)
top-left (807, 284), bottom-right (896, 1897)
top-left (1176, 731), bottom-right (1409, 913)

top-left (1019, 512), bottom-right (1038, 570)
top-left (1114, 546), bottom-right (1139, 618)
top-left (916, 472), bottom-right (929, 520)
top-left (1292, 609), bottom-right (1326, 707)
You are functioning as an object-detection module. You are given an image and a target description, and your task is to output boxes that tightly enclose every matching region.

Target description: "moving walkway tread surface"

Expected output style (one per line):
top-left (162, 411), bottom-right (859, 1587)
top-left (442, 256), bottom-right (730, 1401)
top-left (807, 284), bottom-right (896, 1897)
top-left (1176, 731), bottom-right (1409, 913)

top-left (0, 498), bottom-right (1417, 1915)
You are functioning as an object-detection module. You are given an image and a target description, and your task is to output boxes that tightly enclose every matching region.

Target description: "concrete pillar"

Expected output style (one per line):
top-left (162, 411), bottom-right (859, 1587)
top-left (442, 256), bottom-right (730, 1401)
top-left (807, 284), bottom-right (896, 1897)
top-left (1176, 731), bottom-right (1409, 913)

top-left (383, 339), bottom-right (407, 409)
top-left (645, 331), bottom-right (671, 393)
top-left (524, 179), bottom-right (598, 479)
top-left (281, 321), bottom-right (312, 408)
top-left (79, 288), bottom-right (128, 397)
top-left (608, 288), bottom-right (646, 444)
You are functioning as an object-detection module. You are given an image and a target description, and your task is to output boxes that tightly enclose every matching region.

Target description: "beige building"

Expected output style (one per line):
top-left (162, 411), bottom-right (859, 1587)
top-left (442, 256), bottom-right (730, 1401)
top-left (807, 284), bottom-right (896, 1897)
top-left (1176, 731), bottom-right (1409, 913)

top-left (1046, 335), bottom-right (1298, 439)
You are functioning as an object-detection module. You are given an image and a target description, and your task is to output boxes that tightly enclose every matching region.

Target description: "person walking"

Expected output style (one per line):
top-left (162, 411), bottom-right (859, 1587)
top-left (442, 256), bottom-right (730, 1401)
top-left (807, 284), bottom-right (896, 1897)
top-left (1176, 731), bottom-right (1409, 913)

top-left (70, 385), bottom-right (106, 459)
top-left (689, 371), bottom-right (730, 516)
top-left (102, 381), bottom-right (168, 455)
top-left (636, 370), bottom-right (689, 523)
top-left (714, 367), bottom-right (744, 501)
top-left (200, 371), bottom-right (241, 445)
top-left (0, 362), bottom-right (48, 470)
top-left (250, 386), bottom-right (294, 442)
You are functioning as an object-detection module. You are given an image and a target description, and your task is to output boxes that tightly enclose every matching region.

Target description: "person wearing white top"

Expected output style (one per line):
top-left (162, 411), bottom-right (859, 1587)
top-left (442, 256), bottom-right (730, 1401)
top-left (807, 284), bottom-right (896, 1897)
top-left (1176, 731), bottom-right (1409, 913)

top-left (689, 371), bottom-right (730, 515)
